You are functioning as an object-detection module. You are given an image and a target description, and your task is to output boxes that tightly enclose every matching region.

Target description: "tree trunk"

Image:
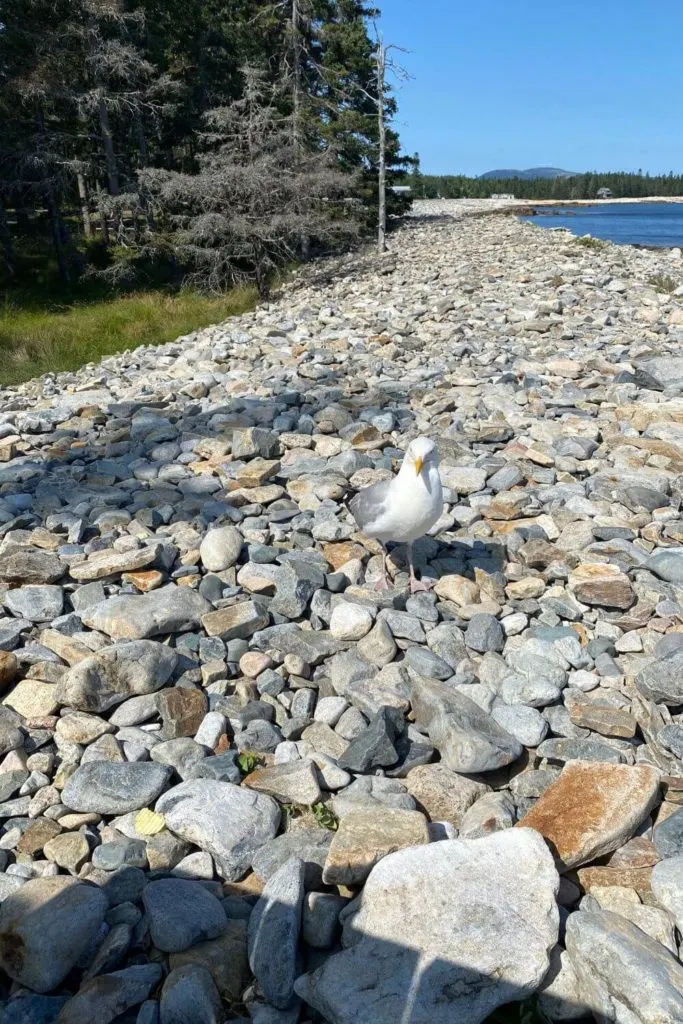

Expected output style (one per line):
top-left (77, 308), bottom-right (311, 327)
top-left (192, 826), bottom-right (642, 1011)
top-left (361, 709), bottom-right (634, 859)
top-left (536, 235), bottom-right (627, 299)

top-left (96, 181), bottom-right (110, 247)
top-left (76, 172), bottom-right (94, 238)
top-left (45, 185), bottom-right (71, 284)
top-left (98, 92), bottom-right (119, 195)
top-left (0, 197), bottom-right (16, 277)
top-left (291, 0), bottom-right (310, 260)
top-left (134, 115), bottom-right (155, 230)
top-left (376, 41), bottom-right (387, 253)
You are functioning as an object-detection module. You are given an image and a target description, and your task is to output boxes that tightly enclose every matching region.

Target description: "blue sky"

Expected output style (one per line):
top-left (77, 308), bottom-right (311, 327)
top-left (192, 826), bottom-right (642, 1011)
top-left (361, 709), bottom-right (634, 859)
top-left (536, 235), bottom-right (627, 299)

top-left (378, 0), bottom-right (683, 176)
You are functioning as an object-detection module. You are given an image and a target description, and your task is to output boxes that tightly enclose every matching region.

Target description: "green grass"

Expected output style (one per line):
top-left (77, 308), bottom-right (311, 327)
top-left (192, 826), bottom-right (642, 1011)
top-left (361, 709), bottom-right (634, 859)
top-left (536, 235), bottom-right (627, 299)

top-left (649, 273), bottom-right (679, 294)
top-left (0, 285), bottom-right (257, 387)
top-left (574, 235), bottom-right (607, 250)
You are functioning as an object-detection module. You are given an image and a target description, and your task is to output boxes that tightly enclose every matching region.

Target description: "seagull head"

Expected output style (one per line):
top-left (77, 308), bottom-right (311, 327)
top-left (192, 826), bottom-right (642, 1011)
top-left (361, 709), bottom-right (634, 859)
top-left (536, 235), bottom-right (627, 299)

top-left (406, 436), bottom-right (439, 477)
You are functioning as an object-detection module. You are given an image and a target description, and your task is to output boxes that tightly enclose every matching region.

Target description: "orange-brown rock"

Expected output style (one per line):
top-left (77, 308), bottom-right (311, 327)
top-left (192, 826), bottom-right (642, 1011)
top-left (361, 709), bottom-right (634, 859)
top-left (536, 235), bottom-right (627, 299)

top-left (568, 702), bottom-right (636, 739)
top-left (576, 865), bottom-right (653, 896)
top-left (121, 570), bottom-right (165, 592)
top-left (607, 836), bottom-right (660, 869)
top-left (322, 542), bottom-right (368, 571)
top-left (516, 761), bottom-right (660, 870)
top-left (0, 651), bottom-right (18, 691)
top-left (568, 563), bottom-right (634, 610)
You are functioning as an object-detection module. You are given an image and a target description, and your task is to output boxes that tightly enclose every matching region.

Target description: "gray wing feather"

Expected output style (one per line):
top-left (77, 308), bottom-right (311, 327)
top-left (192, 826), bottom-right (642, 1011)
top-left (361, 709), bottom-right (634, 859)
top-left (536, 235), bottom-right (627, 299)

top-left (349, 478), bottom-right (392, 531)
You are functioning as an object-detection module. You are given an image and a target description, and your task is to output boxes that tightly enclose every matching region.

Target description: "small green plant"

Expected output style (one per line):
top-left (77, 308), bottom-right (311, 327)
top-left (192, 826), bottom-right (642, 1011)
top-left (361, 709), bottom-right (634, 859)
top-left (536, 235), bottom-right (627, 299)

top-left (281, 803), bottom-right (304, 827)
top-left (649, 274), bottom-right (678, 294)
top-left (312, 802), bottom-right (339, 831)
top-left (574, 235), bottom-right (607, 250)
top-left (237, 751), bottom-right (263, 774)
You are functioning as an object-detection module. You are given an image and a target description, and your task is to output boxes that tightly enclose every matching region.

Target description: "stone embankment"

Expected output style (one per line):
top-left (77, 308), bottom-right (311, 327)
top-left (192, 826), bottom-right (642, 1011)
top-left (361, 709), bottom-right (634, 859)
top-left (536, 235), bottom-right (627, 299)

top-left (1, 203), bottom-right (683, 1021)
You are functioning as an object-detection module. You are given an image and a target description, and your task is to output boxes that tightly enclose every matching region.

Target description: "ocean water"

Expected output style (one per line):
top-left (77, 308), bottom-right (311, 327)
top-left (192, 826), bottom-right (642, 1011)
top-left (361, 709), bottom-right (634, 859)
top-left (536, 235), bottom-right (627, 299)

top-left (523, 201), bottom-right (683, 248)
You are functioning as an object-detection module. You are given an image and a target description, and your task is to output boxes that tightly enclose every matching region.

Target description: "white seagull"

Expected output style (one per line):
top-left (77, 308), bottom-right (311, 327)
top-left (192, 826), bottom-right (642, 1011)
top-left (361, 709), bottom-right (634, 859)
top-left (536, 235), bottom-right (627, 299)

top-left (349, 436), bottom-right (443, 593)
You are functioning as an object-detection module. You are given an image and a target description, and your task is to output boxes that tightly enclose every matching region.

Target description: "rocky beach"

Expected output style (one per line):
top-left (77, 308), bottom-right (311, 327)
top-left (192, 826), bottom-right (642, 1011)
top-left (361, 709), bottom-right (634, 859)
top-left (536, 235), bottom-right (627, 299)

top-left (1, 200), bottom-right (683, 1021)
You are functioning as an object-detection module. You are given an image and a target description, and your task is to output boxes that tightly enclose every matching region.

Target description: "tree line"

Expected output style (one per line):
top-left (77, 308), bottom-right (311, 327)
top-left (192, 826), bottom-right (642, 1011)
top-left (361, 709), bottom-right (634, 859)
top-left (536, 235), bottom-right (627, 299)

top-left (412, 168), bottom-right (683, 201)
top-left (0, 0), bottom-right (409, 295)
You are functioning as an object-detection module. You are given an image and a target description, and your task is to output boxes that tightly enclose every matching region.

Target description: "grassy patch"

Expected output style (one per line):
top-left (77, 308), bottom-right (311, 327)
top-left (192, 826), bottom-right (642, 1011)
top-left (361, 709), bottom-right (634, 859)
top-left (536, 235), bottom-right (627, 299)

top-left (574, 235), bottom-right (607, 250)
top-left (649, 273), bottom-right (679, 294)
top-left (0, 285), bottom-right (257, 388)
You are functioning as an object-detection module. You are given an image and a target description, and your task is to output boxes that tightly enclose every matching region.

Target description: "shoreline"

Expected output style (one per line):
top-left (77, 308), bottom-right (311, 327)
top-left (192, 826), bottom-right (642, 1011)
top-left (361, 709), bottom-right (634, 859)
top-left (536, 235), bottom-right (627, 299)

top-left (411, 196), bottom-right (683, 252)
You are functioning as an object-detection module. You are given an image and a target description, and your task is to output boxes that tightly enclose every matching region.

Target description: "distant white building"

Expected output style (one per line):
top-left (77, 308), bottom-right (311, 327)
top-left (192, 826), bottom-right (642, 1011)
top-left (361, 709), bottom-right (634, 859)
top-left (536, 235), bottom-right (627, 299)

top-left (597, 187), bottom-right (613, 199)
top-left (390, 185), bottom-right (412, 195)
top-left (491, 193), bottom-right (516, 200)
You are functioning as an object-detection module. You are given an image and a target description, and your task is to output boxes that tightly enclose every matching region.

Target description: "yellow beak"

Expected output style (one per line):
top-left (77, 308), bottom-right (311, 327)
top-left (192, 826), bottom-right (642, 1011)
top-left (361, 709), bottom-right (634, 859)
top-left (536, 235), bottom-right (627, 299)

top-left (415, 456), bottom-right (424, 475)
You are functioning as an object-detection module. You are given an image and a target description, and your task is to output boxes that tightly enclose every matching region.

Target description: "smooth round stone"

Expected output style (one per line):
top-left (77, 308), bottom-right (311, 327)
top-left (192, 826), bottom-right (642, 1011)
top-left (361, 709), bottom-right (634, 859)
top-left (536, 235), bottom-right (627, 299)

top-left (200, 526), bottom-right (243, 572)
top-left (329, 603), bottom-right (373, 641)
top-left (143, 878), bottom-right (227, 953)
top-left (92, 838), bottom-right (148, 871)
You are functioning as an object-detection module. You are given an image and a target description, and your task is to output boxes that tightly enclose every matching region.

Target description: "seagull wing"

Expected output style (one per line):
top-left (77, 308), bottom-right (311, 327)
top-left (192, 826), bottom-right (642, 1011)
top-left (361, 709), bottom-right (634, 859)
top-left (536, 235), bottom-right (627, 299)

top-left (348, 477), bottom-right (393, 534)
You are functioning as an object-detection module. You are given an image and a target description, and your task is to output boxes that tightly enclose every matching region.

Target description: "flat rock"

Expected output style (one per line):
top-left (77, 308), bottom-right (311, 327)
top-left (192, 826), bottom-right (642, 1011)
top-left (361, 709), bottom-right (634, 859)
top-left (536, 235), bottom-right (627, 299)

top-left (517, 761), bottom-right (660, 869)
top-left (243, 759), bottom-right (322, 805)
top-left (62, 761), bottom-right (172, 814)
top-left (70, 546), bottom-right (159, 582)
top-left (81, 585), bottom-right (210, 640)
top-left (295, 828), bottom-right (559, 1024)
top-left (322, 806), bottom-right (429, 886)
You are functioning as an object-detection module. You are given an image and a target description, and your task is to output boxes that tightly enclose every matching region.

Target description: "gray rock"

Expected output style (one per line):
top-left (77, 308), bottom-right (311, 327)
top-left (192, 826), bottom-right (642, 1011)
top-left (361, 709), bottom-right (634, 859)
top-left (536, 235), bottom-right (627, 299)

top-left (654, 807), bottom-right (683, 859)
top-left (159, 965), bottom-right (222, 1024)
top-left (82, 585), bottom-right (210, 641)
top-left (0, 549), bottom-right (65, 586)
top-left (636, 647), bottom-right (683, 705)
top-left (155, 779), bottom-right (280, 880)
top-left (0, 877), bottom-right (108, 992)
top-left (62, 761), bottom-right (172, 814)
top-left (58, 641), bottom-right (178, 713)
top-left (295, 828), bottom-right (559, 1024)
top-left (248, 857), bottom-right (304, 1010)
top-left (491, 703), bottom-right (548, 746)
top-left (424, 690), bottom-right (522, 773)
top-left (465, 613), bottom-right (504, 653)
top-left (565, 908), bottom-right (683, 1023)
top-left (251, 828), bottom-right (332, 888)
top-left (647, 549), bottom-right (683, 585)
top-left (331, 776), bottom-right (416, 818)
top-left (4, 586), bottom-right (63, 623)
top-left (652, 855), bottom-right (683, 933)
top-left (57, 964), bottom-right (163, 1024)
top-left (143, 878), bottom-right (226, 952)
top-left (303, 892), bottom-right (346, 949)
top-left (2, 994), bottom-right (69, 1023)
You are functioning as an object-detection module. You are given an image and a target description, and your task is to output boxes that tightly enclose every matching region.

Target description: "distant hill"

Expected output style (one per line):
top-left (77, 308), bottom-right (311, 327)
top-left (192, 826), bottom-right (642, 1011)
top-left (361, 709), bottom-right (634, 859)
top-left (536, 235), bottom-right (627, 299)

top-left (479, 167), bottom-right (579, 180)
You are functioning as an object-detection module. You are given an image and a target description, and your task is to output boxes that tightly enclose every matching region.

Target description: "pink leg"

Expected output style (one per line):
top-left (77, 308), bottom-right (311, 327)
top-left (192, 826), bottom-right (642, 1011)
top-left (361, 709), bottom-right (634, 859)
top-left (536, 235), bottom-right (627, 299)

top-left (408, 543), bottom-right (435, 594)
top-left (375, 546), bottom-right (391, 590)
